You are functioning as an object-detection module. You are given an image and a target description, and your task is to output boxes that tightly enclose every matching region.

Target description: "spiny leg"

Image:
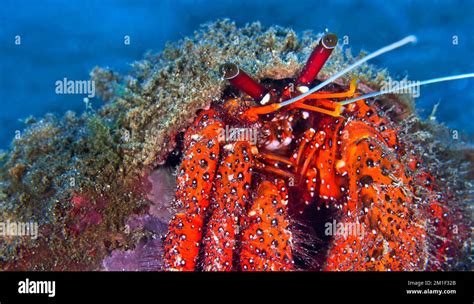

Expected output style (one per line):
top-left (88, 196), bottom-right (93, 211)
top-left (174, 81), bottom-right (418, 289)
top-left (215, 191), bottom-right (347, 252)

top-left (325, 137), bottom-right (428, 271)
top-left (202, 142), bottom-right (254, 271)
top-left (163, 110), bottom-right (223, 271)
top-left (240, 180), bottom-right (294, 271)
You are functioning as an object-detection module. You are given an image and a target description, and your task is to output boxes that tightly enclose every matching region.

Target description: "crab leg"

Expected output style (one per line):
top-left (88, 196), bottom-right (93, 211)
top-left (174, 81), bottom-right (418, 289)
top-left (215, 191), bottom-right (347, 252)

top-left (292, 128), bottom-right (316, 167)
top-left (325, 135), bottom-right (428, 271)
top-left (255, 128), bottom-right (320, 180)
top-left (258, 152), bottom-right (294, 167)
top-left (240, 180), bottom-right (294, 271)
top-left (298, 130), bottom-right (327, 178)
top-left (255, 161), bottom-right (295, 179)
top-left (163, 110), bottom-right (223, 271)
top-left (202, 142), bottom-right (254, 271)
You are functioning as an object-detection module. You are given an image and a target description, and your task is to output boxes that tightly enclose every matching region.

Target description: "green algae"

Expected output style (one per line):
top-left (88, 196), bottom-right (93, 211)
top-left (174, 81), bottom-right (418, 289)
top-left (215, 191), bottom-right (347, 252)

top-left (0, 19), bottom-right (470, 270)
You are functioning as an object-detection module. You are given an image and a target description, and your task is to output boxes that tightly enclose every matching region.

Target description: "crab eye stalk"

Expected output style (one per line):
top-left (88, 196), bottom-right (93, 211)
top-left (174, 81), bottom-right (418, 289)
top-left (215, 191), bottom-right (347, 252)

top-left (296, 33), bottom-right (338, 92)
top-left (222, 63), bottom-right (270, 104)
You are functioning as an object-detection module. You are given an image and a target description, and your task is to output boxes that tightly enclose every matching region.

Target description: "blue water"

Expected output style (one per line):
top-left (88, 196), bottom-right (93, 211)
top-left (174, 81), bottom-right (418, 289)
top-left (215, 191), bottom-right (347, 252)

top-left (1, 0), bottom-right (473, 148)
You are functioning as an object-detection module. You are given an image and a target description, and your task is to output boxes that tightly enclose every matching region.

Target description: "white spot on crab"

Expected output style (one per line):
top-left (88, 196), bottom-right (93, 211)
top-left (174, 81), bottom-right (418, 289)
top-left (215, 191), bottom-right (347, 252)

top-left (260, 93), bottom-right (271, 105)
top-left (297, 85), bottom-right (309, 93)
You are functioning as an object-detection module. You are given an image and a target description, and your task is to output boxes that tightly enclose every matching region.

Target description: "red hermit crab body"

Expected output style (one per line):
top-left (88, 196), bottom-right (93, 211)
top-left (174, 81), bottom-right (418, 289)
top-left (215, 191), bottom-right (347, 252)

top-left (163, 33), bottom-right (469, 271)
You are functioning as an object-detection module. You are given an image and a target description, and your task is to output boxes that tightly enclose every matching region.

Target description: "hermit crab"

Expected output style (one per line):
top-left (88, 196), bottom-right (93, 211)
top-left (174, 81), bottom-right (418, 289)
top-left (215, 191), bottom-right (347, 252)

top-left (163, 33), bottom-right (473, 271)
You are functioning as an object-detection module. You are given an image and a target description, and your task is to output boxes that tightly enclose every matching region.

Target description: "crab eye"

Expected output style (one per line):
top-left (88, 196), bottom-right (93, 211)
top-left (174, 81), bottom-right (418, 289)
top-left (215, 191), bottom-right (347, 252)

top-left (221, 62), bottom-right (268, 102)
top-left (296, 33), bottom-right (338, 91)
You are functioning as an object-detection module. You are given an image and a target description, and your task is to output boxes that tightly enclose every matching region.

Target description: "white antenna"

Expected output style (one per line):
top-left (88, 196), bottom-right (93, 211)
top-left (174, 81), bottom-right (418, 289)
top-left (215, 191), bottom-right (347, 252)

top-left (340, 73), bottom-right (474, 105)
top-left (278, 35), bottom-right (418, 108)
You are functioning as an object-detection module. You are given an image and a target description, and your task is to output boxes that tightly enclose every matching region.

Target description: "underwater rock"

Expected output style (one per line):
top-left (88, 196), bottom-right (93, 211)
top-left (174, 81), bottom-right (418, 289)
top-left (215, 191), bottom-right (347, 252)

top-left (146, 168), bottom-right (176, 223)
top-left (102, 214), bottom-right (167, 271)
top-left (102, 237), bottom-right (164, 271)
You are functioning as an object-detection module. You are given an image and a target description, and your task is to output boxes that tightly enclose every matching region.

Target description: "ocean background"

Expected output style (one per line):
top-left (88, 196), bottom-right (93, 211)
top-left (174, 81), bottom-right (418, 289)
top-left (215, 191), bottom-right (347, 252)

top-left (1, 0), bottom-right (473, 148)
